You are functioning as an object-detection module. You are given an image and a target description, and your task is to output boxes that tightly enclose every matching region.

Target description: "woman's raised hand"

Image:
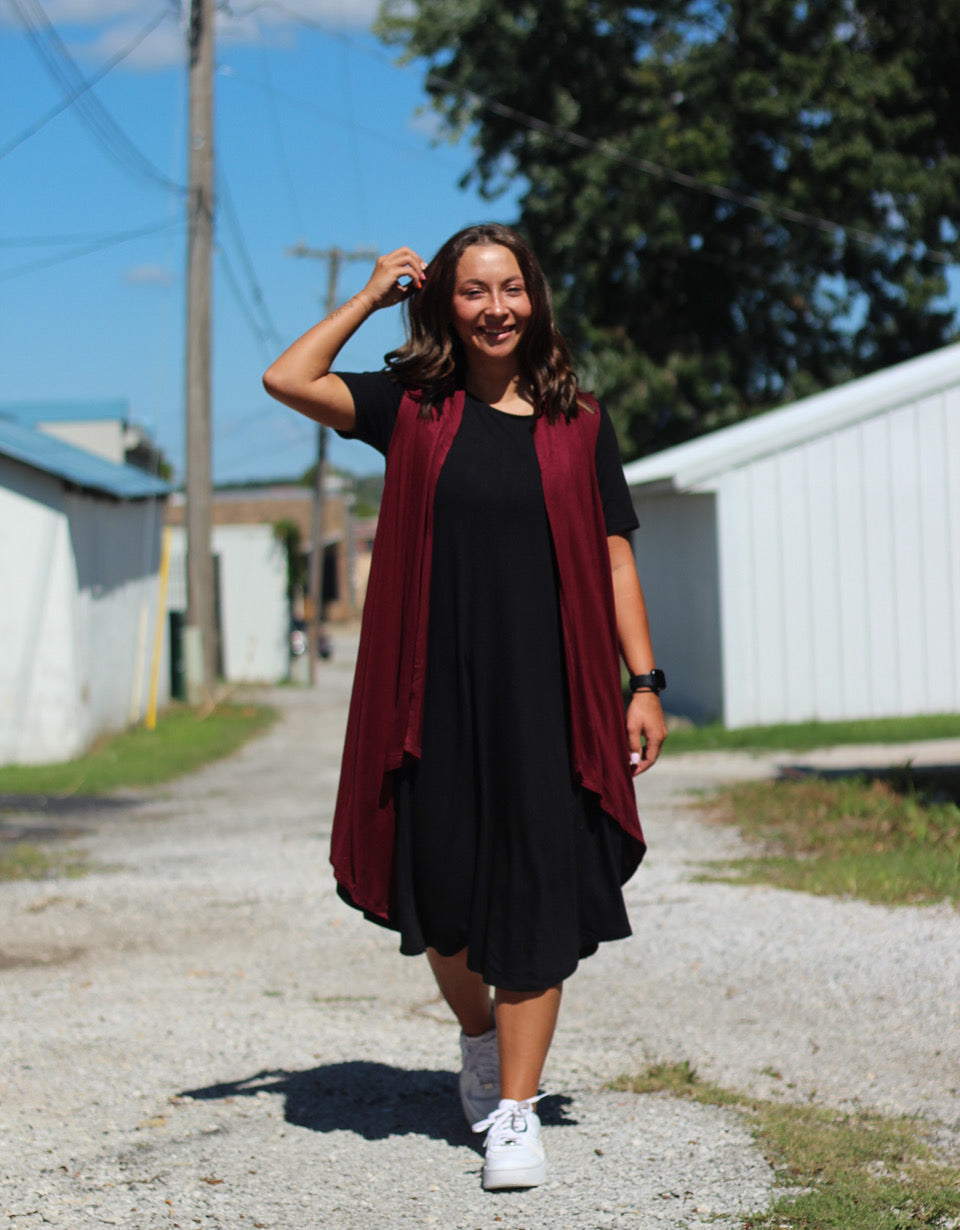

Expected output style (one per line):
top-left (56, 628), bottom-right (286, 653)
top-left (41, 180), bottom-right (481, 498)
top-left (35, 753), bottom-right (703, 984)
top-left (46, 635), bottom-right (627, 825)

top-left (262, 245), bottom-right (428, 429)
top-left (360, 247), bottom-right (427, 312)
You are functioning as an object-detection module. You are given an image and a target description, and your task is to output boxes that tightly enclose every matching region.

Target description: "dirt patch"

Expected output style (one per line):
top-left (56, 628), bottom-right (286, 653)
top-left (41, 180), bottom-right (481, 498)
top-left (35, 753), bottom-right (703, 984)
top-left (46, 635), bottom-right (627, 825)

top-left (0, 945), bottom-right (85, 971)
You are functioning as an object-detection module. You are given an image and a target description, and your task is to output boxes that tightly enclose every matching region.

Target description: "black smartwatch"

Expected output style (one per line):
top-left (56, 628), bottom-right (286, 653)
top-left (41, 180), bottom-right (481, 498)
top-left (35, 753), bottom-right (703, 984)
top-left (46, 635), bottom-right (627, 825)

top-left (629, 668), bottom-right (666, 696)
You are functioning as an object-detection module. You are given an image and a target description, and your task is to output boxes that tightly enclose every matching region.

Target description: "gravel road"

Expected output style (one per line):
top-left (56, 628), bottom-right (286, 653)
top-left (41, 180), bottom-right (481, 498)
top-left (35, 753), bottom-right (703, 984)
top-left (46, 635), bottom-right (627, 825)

top-left (2, 630), bottom-right (959, 1229)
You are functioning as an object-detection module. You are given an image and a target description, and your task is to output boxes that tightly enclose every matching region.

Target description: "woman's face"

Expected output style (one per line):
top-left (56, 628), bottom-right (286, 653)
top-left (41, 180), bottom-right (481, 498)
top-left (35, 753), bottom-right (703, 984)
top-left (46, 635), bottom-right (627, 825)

top-left (449, 243), bottom-right (532, 369)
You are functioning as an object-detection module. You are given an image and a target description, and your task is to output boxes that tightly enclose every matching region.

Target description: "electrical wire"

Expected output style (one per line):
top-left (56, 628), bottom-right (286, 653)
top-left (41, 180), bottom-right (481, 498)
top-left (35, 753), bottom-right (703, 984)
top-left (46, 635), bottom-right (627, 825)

top-left (8, 0), bottom-right (185, 194)
top-left (214, 241), bottom-right (274, 362)
top-left (255, 17), bottom-right (306, 239)
top-left (0, 217), bottom-right (182, 283)
top-left (243, 0), bottom-right (954, 268)
top-left (338, 34), bottom-right (371, 241)
top-left (215, 402), bottom-right (290, 442)
top-left (219, 421), bottom-right (316, 472)
top-left (421, 71), bottom-right (955, 267)
top-left (216, 164), bottom-right (283, 348)
top-left (0, 7), bottom-right (172, 164)
top-left (0, 228), bottom-right (167, 246)
top-left (219, 65), bottom-right (465, 169)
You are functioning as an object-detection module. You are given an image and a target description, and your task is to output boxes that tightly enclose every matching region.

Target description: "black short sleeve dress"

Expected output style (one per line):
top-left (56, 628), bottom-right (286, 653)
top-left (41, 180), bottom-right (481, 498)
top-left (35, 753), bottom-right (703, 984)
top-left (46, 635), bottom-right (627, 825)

top-left (338, 372), bottom-right (643, 991)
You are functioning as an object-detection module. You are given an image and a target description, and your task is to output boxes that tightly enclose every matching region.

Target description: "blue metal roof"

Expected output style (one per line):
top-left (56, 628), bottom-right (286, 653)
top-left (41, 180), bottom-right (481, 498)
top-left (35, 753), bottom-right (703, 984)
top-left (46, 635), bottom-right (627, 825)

top-left (0, 398), bottom-right (130, 425)
top-left (0, 415), bottom-right (170, 500)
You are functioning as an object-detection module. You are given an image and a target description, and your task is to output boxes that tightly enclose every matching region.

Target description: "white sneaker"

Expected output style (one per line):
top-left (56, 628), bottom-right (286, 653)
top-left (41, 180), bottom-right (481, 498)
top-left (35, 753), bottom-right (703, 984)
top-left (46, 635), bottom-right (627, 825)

top-left (473, 1097), bottom-right (547, 1190)
top-left (459, 1023), bottom-right (500, 1126)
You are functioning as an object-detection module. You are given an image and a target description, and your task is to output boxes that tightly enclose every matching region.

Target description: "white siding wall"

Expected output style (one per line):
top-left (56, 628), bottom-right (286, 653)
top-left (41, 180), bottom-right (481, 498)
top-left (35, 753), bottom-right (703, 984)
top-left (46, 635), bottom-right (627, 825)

top-left (216, 525), bottom-right (288, 683)
top-left (167, 524), bottom-right (288, 683)
top-left (0, 461), bottom-right (80, 761)
top-left (717, 386), bottom-right (960, 727)
top-left (65, 491), bottom-right (168, 749)
top-left (0, 456), bottom-right (168, 764)
top-left (632, 492), bottom-right (723, 722)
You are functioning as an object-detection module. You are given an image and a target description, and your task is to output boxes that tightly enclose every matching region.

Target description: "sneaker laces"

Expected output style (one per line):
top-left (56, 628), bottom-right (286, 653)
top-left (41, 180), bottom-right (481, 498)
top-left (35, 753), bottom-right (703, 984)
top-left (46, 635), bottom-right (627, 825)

top-left (472, 1093), bottom-right (547, 1143)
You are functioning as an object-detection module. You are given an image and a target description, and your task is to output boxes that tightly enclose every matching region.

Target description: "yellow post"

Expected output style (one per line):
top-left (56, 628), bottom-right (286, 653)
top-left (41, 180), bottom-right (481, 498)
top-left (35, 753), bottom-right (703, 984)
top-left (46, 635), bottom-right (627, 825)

top-left (145, 527), bottom-right (173, 731)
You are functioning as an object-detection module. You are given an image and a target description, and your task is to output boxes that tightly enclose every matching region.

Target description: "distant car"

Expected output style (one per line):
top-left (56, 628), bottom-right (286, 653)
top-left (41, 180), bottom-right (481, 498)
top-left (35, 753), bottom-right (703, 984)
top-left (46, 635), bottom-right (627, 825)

top-left (290, 619), bottom-right (333, 660)
top-left (290, 619), bottom-right (308, 657)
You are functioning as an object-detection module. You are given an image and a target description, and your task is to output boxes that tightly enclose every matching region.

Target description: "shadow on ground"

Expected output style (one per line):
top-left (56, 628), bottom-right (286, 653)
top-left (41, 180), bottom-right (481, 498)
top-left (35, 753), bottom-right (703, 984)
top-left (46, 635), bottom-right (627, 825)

top-left (180, 1060), bottom-right (575, 1148)
top-left (0, 795), bottom-right (144, 844)
top-left (776, 762), bottom-right (960, 805)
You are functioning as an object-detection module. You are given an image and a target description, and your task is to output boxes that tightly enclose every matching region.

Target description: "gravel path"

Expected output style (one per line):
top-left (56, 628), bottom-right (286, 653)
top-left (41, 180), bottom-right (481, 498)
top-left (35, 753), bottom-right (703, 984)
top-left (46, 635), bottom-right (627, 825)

top-left (2, 631), bottom-right (959, 1228)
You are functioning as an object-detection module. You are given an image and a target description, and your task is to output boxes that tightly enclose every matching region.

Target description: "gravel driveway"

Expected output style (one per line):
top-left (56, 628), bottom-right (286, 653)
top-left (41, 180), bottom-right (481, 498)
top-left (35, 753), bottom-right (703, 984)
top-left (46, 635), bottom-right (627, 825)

top-left (2, 632), bottom-right (959, 1228)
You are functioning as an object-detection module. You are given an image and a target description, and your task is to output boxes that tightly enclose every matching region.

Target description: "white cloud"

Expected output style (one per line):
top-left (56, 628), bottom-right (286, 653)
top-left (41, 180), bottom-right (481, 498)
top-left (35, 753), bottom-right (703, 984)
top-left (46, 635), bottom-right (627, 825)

top-left (42, 0), bottom-right (145, 23)
top-left (258, 0), bottom-right (382, 28)
top-left (81, 17), bottom-right (187, 69)
top-left (125, 263), bottom-right (175, 284)
top-left (20, 0), bottom-right (383, 72)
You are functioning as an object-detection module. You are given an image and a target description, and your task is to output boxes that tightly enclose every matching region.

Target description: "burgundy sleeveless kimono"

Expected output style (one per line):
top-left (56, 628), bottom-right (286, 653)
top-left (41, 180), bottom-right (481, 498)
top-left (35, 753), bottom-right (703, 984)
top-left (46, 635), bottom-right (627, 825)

top-left (330, 389), bottom-right (644, 922)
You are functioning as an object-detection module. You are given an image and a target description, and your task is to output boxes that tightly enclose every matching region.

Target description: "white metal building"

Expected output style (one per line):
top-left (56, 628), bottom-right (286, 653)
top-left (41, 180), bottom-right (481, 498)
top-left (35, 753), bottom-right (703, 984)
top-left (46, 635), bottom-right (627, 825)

top-left (624, 342), bottom-right (960, 728)
top-left (2, 397), bottom-right (163, 472)
top-left (166, 524), bottom-right (289, 685)
top-left (0, 416), bottom-right (170, 764)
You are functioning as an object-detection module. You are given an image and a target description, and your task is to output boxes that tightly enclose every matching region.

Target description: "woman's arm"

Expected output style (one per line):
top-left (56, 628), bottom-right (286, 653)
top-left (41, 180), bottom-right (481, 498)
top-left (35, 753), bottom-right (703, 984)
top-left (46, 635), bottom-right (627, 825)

top-left (608, 533), bottom-right (668, 776)
top-left (262, 247), bottom-right (427, 432)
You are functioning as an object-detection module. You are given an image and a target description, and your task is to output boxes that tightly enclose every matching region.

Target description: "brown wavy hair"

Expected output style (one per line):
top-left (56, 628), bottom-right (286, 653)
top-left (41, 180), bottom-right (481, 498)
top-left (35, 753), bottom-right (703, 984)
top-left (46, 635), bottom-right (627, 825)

top-left (384, 223), bottom-right (586, 423)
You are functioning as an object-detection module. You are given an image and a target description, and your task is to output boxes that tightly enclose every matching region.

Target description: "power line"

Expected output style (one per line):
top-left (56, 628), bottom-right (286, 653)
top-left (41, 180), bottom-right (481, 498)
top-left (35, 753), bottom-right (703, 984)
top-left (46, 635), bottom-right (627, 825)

top-left (422, 71), bottom-right (955, 268)
top-left (244, 1), bottom-right (954, 267)
top-left (214, 402), bottom-right (290, 442)
top-left (218, 421), bottom-right (315, 471)
top-left (216, 164), bottom-right (282, 348)
top-left (255, 17), bottom-right (305, 239)
top-left (214, 241), bottom-right (273, 362)
top-left (0, 217), bottom-right (182, 283)
top-left (338, 36), bottom-right (370, 241)
top-left (0, 7), bottom-right (172, 164)
top-left (0, 227), bottom-right (169, 246)
top-left (219, 65), bottom-right (466, 170)
top-left (8, 0), bottom-right (185, 194)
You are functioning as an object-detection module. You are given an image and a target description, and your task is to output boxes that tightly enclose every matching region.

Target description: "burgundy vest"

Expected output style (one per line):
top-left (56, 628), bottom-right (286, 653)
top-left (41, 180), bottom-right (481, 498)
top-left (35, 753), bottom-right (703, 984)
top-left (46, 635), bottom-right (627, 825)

top-left (330, 390), bottom-right (644, 919)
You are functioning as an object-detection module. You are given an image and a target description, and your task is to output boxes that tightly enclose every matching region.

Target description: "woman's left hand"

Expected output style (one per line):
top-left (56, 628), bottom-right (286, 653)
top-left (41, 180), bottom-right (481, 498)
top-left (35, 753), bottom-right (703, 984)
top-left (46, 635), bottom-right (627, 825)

top-left (626, 691), bottom-right (667, 776)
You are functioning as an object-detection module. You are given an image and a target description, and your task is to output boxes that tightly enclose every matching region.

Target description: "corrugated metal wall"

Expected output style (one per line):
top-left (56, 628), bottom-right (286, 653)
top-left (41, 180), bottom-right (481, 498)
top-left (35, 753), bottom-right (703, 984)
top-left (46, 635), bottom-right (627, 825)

top-left (717, 386), bottom-right (960, 727)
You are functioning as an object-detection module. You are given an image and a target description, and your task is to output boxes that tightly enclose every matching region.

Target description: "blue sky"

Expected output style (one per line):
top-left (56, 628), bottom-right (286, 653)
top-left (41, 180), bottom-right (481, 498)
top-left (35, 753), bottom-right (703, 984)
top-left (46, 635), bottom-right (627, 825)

top-left (1, 0), bottom-right (522, 481)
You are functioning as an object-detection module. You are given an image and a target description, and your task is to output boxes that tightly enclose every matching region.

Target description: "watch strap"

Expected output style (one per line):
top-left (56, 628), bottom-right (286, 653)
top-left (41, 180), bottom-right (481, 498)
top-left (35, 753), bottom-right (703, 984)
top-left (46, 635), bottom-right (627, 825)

top-left (629, 668), bottom-right (666, 695)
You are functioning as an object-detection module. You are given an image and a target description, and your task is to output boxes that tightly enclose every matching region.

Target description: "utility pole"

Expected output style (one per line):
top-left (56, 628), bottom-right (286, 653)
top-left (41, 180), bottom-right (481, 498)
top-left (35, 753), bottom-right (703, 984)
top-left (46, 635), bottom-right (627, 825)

top-left (287, 243), bottom-right (376, 683)
top-left (184, 0), bottom-right (216, 701)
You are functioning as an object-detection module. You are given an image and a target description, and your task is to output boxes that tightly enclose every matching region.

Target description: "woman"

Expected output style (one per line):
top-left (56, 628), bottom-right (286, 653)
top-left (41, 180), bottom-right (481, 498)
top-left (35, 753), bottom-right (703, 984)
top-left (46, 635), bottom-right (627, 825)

top-left (263, 224), bottom-right (667, 1191)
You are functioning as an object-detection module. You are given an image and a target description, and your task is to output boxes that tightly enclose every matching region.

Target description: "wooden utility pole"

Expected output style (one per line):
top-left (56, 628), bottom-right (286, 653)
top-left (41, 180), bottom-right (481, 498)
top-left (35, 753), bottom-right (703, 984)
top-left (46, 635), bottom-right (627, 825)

top-left (184, 0), bottom-right (216, 700)
top-left (287, 243), bottom-right (376, 683)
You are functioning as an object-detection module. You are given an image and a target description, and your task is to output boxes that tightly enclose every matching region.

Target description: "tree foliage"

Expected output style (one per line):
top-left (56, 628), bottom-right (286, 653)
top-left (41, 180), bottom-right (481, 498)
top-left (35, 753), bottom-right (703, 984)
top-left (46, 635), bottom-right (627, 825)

top-left (377, 0), bottom-right (960, 456)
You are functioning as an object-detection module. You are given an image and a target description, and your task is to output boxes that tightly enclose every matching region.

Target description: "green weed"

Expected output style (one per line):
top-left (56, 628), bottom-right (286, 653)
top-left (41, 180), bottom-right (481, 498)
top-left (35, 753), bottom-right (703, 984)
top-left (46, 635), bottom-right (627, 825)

top-left (0, 703), bottom-right (277, 797)
top-left (0, 842), bottom-right (99, 882)
top-left (697, 770), bottom-right (960, 906)
top-left (609, 1063), bottom-right (960, 1229)
top-left (663, 714), bottom-right (960, 753)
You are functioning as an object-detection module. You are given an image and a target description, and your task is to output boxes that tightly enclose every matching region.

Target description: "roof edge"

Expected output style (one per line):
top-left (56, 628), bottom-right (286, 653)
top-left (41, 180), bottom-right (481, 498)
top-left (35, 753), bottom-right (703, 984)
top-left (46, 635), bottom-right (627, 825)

top-left (624, 340), bottom-right (960, 491)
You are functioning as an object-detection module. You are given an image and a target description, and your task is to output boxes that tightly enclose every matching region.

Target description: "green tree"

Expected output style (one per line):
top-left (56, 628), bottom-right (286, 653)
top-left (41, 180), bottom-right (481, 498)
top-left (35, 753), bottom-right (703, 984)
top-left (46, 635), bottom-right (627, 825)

top-left (377, 0), bottom-right (960, 457)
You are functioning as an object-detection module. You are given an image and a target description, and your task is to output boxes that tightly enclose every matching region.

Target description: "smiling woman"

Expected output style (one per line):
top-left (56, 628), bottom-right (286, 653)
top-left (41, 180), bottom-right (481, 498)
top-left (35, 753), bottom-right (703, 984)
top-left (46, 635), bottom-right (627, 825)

top-left (379, 222), bottom-right (581, 423)
top-left (262, 223), bottom-right (668, 1193)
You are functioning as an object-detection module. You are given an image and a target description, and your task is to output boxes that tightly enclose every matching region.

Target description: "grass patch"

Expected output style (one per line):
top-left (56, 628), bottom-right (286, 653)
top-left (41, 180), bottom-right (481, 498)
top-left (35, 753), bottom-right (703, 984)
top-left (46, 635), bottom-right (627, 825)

top-left (661, 713), bottom-right (960, 753)
top-left (697, 768), bottom-right (960, 907)
top-left (0, 841), bottom-right (98, 882)
top-left (0, 703), bottom-right (277, 797)
top-left (609, 1062), bottom-right (960, 1229)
